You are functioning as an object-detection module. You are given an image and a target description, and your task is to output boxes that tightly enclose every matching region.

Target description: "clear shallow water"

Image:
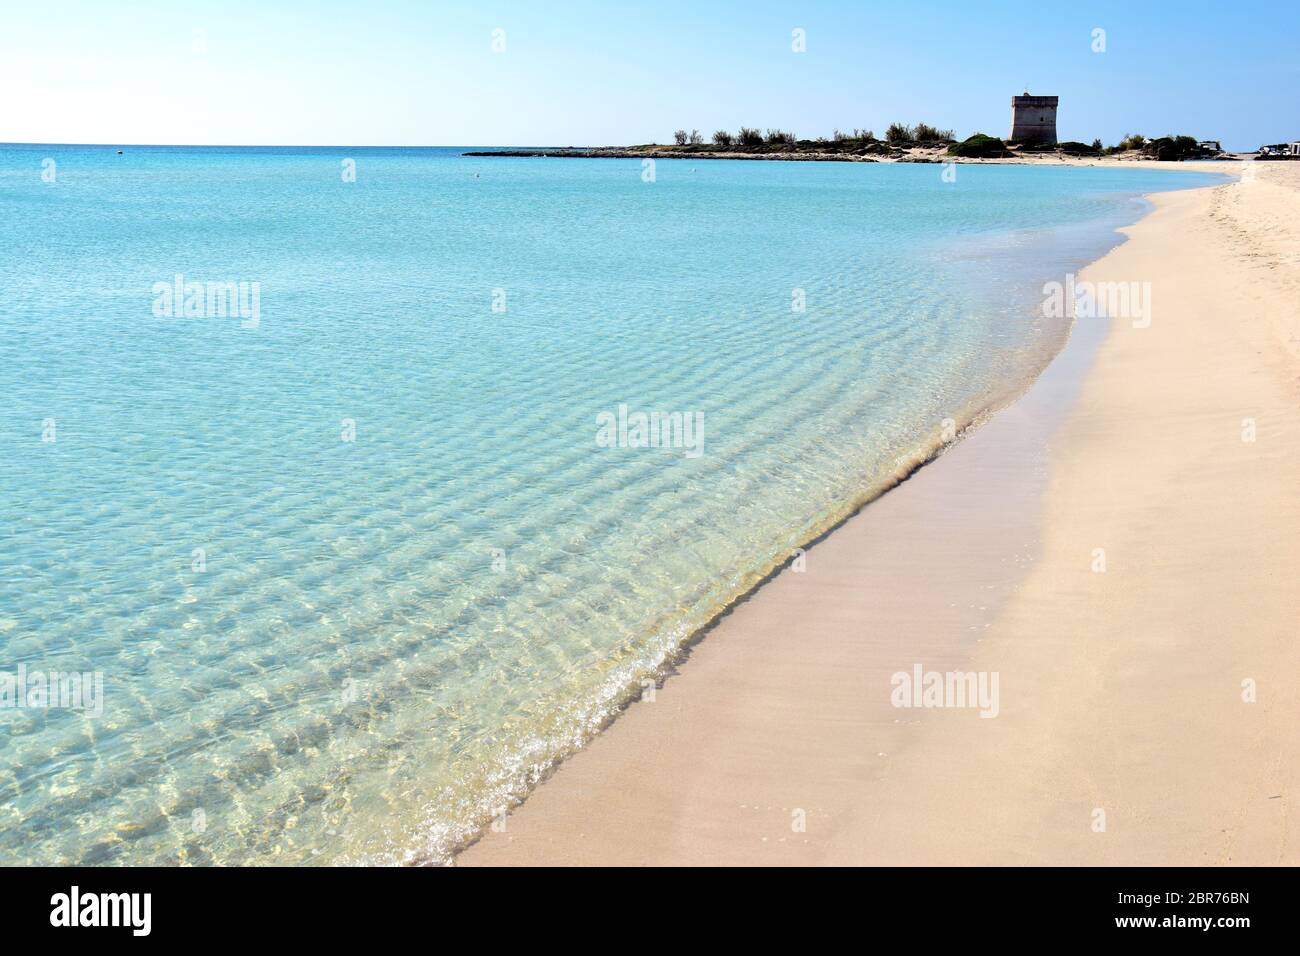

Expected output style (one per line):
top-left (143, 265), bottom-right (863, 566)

top-left (0, 146), bottom-right (1222, 864)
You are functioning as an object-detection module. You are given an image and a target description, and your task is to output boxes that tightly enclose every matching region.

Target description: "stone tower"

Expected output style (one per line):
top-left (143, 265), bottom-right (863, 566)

top-left (1009, 94), bottom-right (1058, 145)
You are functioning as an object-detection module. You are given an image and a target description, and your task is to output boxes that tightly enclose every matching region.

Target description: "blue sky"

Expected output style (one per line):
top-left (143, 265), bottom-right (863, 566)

top-left (2, 0), bottom-right (1295, 149)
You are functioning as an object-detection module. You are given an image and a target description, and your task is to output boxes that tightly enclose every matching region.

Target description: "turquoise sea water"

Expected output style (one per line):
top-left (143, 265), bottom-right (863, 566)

top-left (0, 146), bottom-right (1221, 864)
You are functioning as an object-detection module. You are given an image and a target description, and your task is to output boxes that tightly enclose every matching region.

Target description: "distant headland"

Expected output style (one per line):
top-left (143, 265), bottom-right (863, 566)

top-left (466, 93), bottom-right (1256, 164)
top-left (464, 127), bottom-right (1232, 164)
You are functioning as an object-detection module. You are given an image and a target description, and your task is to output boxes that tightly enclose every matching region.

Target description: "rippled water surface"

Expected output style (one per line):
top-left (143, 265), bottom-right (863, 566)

top-left (0, 146), bottom-right (1222, 863)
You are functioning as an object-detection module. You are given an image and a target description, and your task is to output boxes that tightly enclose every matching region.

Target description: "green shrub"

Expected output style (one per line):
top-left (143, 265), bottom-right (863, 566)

top-left (1057, 140), bottom-right (1101, 155)
top-left (947, 133), bottom-right (1007, 158)
top-left (1142, 135), bottom-right (1205, 161)
top-left (886, 122), bottom-right (914, 144)
top-left (887, 122), bottom-right (955, 145)
top-left (737, 127), bottom-right (763, 146)
top-left (712, 130), bottom-right (733, 146)
top-left (913, 123), bottom-right (955, 143)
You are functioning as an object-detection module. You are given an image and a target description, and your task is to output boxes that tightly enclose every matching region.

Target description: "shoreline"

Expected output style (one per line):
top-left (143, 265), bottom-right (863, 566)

top-left (458, 160), bottom-right (1299, 865)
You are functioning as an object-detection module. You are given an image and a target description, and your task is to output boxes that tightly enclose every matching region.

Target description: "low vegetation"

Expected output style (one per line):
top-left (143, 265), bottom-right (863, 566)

top-left (947, 133), bottom-right (1007, 158)
top-left (1056, 140), bottom-right (1102, 156)
top-left (661, 126), bottom-right (889, 154)
top-left (662, 123), bottom-right (954, 153)
top-left (1099, 133), bottom-right (1214, 160)
top-left (887, 122), bottom-right (956, 145)
top-left (1112, 133), bottom-right (1147, 152)
top-left (1141, 135), bottom-right (1210, 161)
top-left (652, 124), bottom-right (1211, 162)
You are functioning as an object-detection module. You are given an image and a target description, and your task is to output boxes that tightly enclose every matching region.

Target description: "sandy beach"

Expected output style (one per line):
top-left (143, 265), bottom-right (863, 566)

top-left (459, 160), bottom-right (1300, 866)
